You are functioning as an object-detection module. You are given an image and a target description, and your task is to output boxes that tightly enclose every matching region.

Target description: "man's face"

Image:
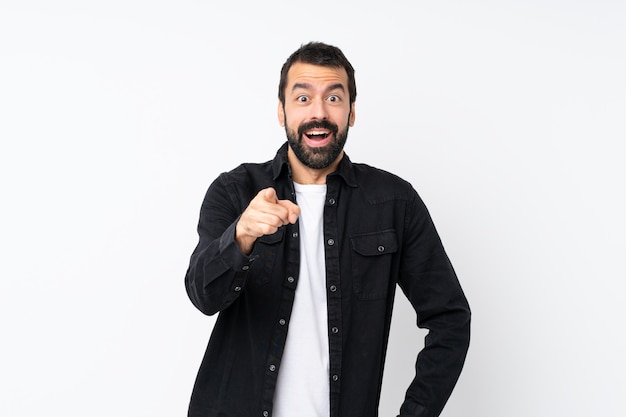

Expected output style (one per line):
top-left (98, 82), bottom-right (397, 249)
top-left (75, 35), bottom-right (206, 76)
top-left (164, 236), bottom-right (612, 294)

top-left (278, 62), bottom-right (356, 170)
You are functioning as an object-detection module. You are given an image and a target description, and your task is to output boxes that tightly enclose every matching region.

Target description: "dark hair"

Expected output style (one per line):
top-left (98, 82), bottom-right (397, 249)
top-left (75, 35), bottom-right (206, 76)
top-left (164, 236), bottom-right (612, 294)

top-left (278, 42), bottom-right (357, 105)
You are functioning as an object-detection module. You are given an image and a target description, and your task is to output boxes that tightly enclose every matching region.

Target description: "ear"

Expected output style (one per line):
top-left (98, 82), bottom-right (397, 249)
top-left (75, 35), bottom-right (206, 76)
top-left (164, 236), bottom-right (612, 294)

top-left (277, 100), bottom-right (285, 127)
top-left (349, 102), bottom-right (356, 127)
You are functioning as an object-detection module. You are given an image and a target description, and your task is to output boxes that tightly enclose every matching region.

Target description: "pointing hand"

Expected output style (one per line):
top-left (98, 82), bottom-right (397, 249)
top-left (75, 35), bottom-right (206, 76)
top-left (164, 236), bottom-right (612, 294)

top-left (235, 187), bottom-right (300, 255)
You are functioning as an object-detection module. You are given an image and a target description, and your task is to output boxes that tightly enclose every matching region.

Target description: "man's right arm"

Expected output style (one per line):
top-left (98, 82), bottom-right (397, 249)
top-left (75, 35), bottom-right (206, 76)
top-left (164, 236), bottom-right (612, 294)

top-left (185, 177), bottom-right (299, 315)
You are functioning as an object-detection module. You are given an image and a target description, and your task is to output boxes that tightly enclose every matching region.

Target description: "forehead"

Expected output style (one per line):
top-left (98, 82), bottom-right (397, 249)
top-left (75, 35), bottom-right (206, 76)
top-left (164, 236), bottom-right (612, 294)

top-left (286, 62), bottom-right (349, 90)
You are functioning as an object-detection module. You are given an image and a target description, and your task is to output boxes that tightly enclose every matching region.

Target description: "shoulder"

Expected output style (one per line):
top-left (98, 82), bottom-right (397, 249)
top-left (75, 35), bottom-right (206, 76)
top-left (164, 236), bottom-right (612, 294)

top-left (217, 144), bottom-right (288, 188)
top-left (350, 162), bottom-right (417, 199)
top-left (352, 162), bottom-right (409, 183)
top-left (217, 159), bottom-right (274, 187)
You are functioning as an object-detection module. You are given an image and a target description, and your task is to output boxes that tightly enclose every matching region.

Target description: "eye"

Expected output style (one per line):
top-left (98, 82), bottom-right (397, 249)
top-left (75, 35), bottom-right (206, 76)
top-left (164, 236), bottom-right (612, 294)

top-left (296, 95), bottom-right (309, 103)
top-left (327, 95), bottom-right (341, 103)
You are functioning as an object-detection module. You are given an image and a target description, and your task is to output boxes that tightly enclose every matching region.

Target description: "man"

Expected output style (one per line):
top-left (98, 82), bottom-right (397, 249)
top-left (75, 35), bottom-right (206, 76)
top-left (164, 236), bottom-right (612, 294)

top-left (185, 42), bottom-right (470, 417)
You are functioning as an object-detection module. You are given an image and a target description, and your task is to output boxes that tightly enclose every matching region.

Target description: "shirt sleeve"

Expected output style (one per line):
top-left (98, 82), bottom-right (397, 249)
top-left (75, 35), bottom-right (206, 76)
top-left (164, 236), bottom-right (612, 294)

top-left (396, 189), bottom-right (471, 417)
top-left (184, 173), bottom-right (255, 316)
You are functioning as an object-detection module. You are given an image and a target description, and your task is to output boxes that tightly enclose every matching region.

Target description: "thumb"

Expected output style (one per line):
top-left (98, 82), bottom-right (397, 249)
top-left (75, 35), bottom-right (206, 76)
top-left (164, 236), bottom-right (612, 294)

top-left (288, 204), bottom-right (301, 224)
top-left (277, 199), bottom-right (301, 224)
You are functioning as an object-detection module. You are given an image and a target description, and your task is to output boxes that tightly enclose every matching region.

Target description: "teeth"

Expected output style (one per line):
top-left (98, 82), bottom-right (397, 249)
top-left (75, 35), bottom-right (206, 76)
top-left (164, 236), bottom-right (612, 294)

top-left (307, 131), bottom-right (327, 136)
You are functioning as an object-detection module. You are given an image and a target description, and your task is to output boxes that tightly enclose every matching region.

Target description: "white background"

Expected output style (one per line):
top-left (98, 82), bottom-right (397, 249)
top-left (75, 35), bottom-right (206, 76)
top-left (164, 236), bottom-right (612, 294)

top-left (1, 1), bottom-right (625, 416)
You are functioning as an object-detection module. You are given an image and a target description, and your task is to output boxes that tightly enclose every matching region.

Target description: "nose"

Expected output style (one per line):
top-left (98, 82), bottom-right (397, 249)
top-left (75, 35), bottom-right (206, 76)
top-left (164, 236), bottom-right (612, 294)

top-left (309, 99), bottom-right (328, 120)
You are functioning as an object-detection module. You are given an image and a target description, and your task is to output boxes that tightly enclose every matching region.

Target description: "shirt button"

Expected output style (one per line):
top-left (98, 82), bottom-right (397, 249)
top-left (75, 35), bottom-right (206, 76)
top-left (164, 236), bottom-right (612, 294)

top-left (279, 319), bottom-right (286, 326)
top-left (242, 265), bottom-right (250, 271)
top-left (328, 198), bottom-right (336, 205)
top-left (329, 285), bottom-right (337, 292)
top-left (292, 232), bottom-right (298, 238)
top-left (263, 411), bottom-right (269, 417)
top-left (332, 374), bottom-right (339, 382)
top-left (327, 238), bottom-right (335, 246)
top-left (287, 276), bottom-right (295, 283)
top-left (331, 326), bottom-right (339, 334)
top-left (234, 286), bottom-right (242, 292)
top-left (269, 364), bottom-right (276, 372)
top-left (377, 245), bottom-right (385, 253)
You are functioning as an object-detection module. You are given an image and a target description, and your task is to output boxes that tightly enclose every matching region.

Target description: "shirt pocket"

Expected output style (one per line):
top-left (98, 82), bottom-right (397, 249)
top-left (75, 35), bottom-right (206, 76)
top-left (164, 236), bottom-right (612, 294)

top-left (350, 229), bottom-right (398, 300)
top-left (248, 228), bottom-right (284, 288)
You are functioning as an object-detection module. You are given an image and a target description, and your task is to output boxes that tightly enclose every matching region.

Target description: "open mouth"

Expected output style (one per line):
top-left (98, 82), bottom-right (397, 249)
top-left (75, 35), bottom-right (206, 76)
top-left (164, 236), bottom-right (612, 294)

top-left (305, 130), bottom-right (331, 140)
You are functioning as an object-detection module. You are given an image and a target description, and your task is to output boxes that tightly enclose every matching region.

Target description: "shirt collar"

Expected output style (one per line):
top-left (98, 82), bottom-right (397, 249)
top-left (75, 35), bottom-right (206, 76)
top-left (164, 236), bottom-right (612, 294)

top-left (271, 142), bottom-right (358, 187)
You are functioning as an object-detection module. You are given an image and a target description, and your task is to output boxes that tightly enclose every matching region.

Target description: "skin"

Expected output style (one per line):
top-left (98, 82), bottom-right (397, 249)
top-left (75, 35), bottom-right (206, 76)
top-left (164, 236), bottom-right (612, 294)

top-left (279, 62), bottom-right (356, 184)
top-left (235, 62), bottom-right (356, 255)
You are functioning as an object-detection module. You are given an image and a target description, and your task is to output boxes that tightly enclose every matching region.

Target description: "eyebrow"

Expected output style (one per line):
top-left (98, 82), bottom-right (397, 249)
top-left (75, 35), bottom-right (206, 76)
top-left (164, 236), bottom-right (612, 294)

top-left (291, 83), bottom-right (346, 94)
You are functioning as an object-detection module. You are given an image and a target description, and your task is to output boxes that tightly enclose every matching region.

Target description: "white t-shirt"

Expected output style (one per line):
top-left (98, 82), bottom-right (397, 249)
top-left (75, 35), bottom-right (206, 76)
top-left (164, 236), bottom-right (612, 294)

top-left (273, 183), bottom-right (330, 417)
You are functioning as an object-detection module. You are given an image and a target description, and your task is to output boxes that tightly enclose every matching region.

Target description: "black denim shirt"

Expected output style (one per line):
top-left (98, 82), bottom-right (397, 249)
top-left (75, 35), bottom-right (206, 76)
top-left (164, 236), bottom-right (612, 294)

top-left (185, 143), bottom-right (470, 417)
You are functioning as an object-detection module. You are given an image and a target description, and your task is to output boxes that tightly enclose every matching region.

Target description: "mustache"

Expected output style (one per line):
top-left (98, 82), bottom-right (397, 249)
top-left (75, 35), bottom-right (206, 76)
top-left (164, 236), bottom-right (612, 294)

top-left (297, 120), bottom-right (339, 137)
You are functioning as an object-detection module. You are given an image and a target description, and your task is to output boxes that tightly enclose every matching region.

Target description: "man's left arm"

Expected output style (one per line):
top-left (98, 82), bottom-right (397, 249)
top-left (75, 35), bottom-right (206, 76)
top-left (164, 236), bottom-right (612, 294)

top-left (396, 190), bottom-right (471, 417)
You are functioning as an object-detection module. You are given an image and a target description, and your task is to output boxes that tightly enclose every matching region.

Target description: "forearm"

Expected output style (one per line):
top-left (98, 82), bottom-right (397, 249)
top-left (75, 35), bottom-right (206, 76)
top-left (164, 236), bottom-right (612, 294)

top-left (398, 303), bottom-right (471, 417)
top-left (185, 220), bottom-right (253, 315)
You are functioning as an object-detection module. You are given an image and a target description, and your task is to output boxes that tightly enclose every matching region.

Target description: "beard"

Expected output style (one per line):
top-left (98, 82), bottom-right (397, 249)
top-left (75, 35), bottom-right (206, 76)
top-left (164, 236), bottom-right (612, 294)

top-left (285, 118), bottom-right (350, 169)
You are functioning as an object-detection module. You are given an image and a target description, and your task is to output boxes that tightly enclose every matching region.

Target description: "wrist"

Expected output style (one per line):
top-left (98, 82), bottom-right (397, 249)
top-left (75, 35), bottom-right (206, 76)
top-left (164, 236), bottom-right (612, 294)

top-left (235, 223), bottom-right (256, 255)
